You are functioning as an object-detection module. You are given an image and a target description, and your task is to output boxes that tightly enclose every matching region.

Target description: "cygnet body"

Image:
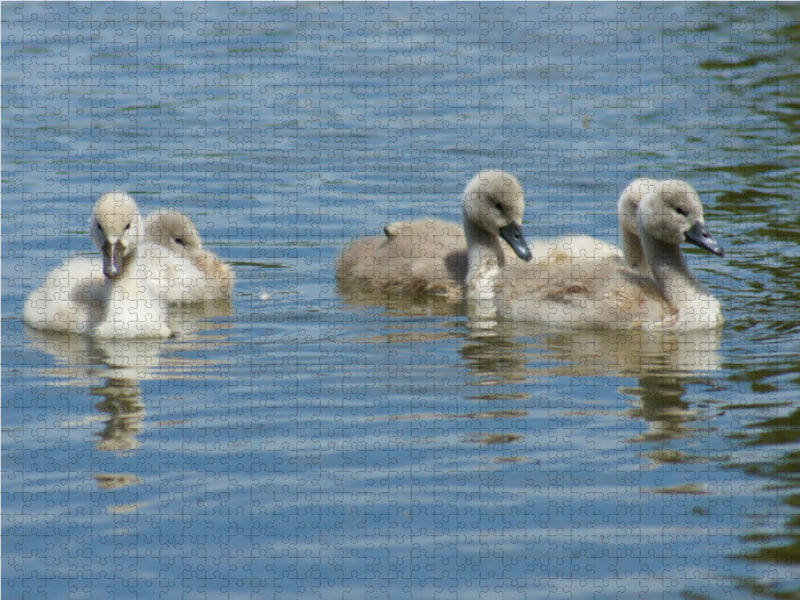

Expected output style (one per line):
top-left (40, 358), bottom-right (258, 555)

top-left (336, 217), bottom-right (467, 300)
top-left (23, 192), bottom-right (172, 338)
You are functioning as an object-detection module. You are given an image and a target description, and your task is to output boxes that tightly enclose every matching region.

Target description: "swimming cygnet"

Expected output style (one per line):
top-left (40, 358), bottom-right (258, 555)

top-left (490, 179), bottom-right (724, 330)
top-left (336, 170), bottom-right (537, 301)
top-left (336, 216), bottom-right (468, 300)
top-left (143, 209), bottom-right (234, 303)
top-left (23, 192), bottom-right (172, 338)
top-left (459, 170), bottom-right (535, 305)
top-left (338, 169), bottom-right (634, 303)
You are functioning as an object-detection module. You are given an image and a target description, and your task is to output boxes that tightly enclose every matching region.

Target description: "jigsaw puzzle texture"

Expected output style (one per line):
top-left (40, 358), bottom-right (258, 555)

top-left (4, 3), bottom-right (800, 599)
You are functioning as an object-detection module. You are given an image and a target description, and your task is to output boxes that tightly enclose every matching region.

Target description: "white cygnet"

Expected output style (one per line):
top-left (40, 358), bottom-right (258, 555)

top-left (23, 192), bottom-right (172, 338)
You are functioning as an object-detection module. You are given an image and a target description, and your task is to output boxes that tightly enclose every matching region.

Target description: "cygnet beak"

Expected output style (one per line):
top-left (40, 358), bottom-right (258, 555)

top-left (685, 221), bottom-right (724, 257)
top-left (499, 222), bottom-right (533, 262)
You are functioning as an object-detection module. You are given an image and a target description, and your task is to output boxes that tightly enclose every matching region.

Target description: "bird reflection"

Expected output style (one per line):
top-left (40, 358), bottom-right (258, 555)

top-left (623, 376), bottom-right (696, 445)
top-left (461, 318), bottom-right (723, 380)
top-left (337, 284), bottom-right (465, 318)
top-left (339, 287), bottom-right (724, 455)
top-left (24, 300), bottom-right (233, 490)
top-left (461, 321), bottom-right (529, 384)
top-left (459, 318), bottom-right (723, 451)
top-left (91, 377), bottom-right (145, 452)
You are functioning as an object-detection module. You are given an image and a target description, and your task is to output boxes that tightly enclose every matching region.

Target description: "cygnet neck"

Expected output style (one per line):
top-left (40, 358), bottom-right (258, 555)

top-left (464, 215), bottom-right (505, 301)
top-left (621, 226), bottom-right (645, 274)
top-left (640, 229), bottom-right (705, 311)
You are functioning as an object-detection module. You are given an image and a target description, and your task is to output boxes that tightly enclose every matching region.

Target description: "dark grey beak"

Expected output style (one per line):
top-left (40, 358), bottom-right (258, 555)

top-left (102, 239), bottom-right (127, 279)
top-left (685, 221), bottom-right (724, 257)
top-left (499, 222), bottom-right (533, 262)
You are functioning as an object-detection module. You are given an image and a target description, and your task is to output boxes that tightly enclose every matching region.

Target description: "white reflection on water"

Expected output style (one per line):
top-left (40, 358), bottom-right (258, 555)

top-left (23, 299), bottom-right (235, 465)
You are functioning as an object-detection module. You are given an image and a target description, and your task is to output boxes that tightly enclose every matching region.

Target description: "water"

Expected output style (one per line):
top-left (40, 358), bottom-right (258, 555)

top-left (3, 3), bottom-right (800, 599)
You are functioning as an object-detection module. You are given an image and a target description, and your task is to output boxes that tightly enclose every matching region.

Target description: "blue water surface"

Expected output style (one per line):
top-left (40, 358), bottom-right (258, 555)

top-left (3, 3), bottom-right (800, 599)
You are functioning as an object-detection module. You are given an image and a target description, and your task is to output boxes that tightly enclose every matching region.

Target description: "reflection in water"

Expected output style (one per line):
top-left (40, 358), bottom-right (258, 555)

top-left (25, 333), bottom-right (160, 496)
top-left (461, 322), bottom-right (529, 385)
top-left (344, 289), bottom-right (729, 478)
top-left (729, 407), bottom-right (800, 596)
top-left (24, 332), bottom-right (161, 492)
top-left (338, 286), bottom-right (467, 348)
top-left (343, 287), bottom-right (725, 460)
top-left (360, 323), bottom-right (464, 347)
top-left (25, 299), bottom-right (234, 373)
top-left (337, 283), bottom-right (464, 318)
top-left (91, 377), bottom-right (145, 452)
top-left (623, 376), bottom-right (695, 445)
top-left (25, 329), bottom-right (166, 382)
top-left (93, 472), bottom-right (141, 490)
top-left (460, 319), bottom-right (724, 453)
top-left (24, 299), bottom-right (234, 490)
top-left (342, 287), bottom-right (723, 379)
top-left (463, 318), bottom-right (723, 379)
top-left (169, 299), bottom-right (234, 338)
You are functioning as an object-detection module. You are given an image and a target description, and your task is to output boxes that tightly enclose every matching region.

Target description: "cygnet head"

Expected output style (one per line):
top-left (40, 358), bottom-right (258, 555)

top-left (90, 191), bottom-right (144, 279)
top-left (145, 210), bottom-right (203, 254)
top-left (462, 170), bottom-right (533, 261)
top-left (638, 180), bottom-right (724, 256)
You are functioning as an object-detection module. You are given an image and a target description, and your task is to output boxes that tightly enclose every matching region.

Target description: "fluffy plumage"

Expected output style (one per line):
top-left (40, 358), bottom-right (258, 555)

top-left (487, 179), bottom-right (724, 329)
top-left (143, 209), bottom-right (234, 303)
top-left (23, 192), bottom-right (171, 338)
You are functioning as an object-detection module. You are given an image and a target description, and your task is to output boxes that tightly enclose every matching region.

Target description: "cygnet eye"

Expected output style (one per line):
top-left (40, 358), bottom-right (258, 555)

top-left (174, 237), bottom-right (185, 246)
top-left (675, 207), bottom-right (688, 217)
top-left (494, 202), bottom-right (503, 212)
top-left (123, 222), bottom-right (131, 232)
